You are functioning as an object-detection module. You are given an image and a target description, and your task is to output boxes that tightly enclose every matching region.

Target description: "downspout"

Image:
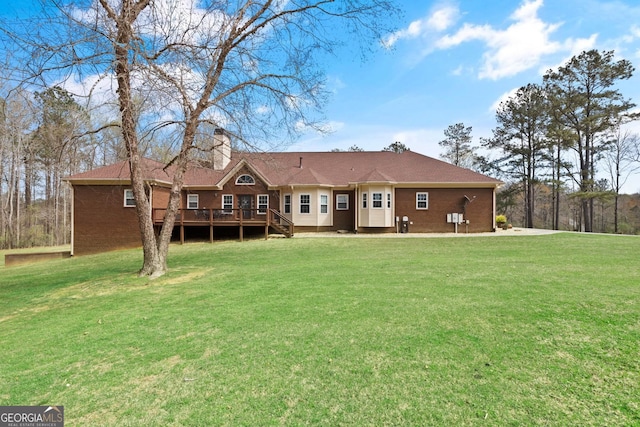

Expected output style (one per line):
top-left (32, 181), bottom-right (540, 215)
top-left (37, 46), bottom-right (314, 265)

top-left (290, 185), bottom-right (295, 221)
top-left (493, 185), bottom-right (497, 231)
top-left (354, 184), bottom-right (359, 234)
top-left (69, 183), bottom-right (75, 256)
top-left (149, 183), bottom-right (153, 223)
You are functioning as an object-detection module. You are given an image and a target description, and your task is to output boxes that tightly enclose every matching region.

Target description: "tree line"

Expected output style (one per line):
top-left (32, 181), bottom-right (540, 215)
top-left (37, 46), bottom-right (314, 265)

top-left (3, 48), bottom-right (640, 251)
top-left (2, 86), bottom-right (89, 249)
top-left (438, 50), bottom-right (640, 233)
top-left (0, 0), bottom-right (399, 279)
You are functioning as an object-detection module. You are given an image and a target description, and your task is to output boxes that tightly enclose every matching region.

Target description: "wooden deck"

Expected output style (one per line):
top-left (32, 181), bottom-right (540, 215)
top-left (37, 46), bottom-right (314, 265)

top-left (152, 208), bottom-right (293, 242)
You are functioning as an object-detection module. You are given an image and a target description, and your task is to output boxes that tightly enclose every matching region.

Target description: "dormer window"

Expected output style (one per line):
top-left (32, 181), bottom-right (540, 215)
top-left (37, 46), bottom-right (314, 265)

top-left (235, 174), bottom-right (255, 185)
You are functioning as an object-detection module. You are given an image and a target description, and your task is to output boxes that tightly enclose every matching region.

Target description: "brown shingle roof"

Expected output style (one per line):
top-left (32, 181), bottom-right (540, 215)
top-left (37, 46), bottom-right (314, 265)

top-left (237, 151), bottom-right (500, 186)
top-left (64, 158), bottom-right (170, 183)
top-left (65, 158), bottom-right (226, 185)
top-left (66, 151), bottom-right (501, 187)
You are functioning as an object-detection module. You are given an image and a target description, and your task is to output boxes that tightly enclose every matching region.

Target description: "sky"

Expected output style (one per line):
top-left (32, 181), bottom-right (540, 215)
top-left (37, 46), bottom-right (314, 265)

top-left (289, 0), bottom-right (640, 193)
top-left (2, 0), bottom-right (640, 192)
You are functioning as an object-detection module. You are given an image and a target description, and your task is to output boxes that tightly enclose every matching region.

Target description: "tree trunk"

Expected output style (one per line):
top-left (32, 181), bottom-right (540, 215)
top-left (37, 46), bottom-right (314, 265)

top-left (109, 0), bottom-right (165, 277)
top-left (525, 155), bottom-right (534, 228)
top-left (554, 145), bottom-right (561, 230)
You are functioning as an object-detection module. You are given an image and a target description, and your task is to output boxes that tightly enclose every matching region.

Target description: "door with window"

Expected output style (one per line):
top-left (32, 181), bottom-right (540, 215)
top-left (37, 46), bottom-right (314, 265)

top-left (334, 191), bottom-right (355, 231)
top-left (238, 195), bottom-right (254, 219)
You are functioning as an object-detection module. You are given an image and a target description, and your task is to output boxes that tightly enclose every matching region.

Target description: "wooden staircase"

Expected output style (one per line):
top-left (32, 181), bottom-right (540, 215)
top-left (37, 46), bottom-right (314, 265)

top-left (268, 209), bottom-right (294, 238)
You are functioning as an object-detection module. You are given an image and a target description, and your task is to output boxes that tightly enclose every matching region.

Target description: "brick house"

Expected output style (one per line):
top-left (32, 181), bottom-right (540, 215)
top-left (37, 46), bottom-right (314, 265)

top-left (65, 133), bottom-right (502, 255)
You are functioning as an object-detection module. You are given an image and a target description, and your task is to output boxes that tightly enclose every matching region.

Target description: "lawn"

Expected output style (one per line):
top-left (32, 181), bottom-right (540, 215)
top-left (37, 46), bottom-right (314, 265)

top-left (0, 234), bottom-right (639, 426)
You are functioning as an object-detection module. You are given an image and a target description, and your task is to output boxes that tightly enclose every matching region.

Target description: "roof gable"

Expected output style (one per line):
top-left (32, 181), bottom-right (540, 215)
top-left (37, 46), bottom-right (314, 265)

top-left (355, 168), bottom-right (396, 184)
top-left (215, 158), bottom-right (273, 189)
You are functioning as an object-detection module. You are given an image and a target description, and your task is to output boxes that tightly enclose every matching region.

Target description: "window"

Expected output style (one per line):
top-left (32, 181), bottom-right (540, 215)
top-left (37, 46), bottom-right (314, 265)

top-left (235, 174), bottom-right (255, 185)
top-left (362, 192), bottom-right (367, 209)
top-left (124, 189), bottom-right (135, 207)
top-left (300, 194), bottom-right (311, 214)
top-left (187, 194), bottom-right (199, 209)
top-left (336, 194), bottom-right (349, 210)
top-left (387, 193), bottom-right (391, 209)
top-left (284, 194), bottom-right (291, 214)
top-left (257, 194), bottom-right (269, 215)
top-left (223, 195), bottom-right (233, 213)
top-left (416, 192), bottom-right (429, 209)
top-left (372, 192), bottom-right (383, 208)
top-left (320, 194), bottom-right (328, 214)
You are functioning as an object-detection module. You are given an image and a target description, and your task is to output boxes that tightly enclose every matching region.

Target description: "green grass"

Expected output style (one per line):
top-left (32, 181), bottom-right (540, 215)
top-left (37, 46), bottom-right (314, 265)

top-left (1, 234), bottom-right (639, 426)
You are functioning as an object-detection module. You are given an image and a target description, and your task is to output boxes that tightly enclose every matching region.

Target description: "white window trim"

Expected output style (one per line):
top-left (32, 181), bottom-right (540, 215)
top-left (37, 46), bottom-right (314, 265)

top-left (416, 192), bottom-right (429, 210)
top-left (235, 174), bottom-right (255, 185)
top-left (300, 194), bottom-right (311, 214)
top-left (257, 194), bottom-right (269, 215)
top-left (336, 194), bottom-right (349, 210)
top-left (187, 194), bottom-right (199, 209)
top-left (362, 192), bottom-right (367, 209)
top-left (320, 194), bottom-right (329, 214)
top-left (372, 192), bottom-right (383, 209)
top-left (387, 193), bottom-right (392, 209)
top-left (222, 194), bottom-right (234, 213)
top-left (124, 189), bottom-right (135, 207)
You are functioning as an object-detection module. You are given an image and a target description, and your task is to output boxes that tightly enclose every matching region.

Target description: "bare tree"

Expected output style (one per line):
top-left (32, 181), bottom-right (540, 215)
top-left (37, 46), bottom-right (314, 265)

top-left (32, 86), bottom-right (89, 245)
top-left (604, 124), bottom-right (640, 232)
top-left (0, 88), bottom-right (37, 248)
top-left (4, 0), bottom-right (399, 276)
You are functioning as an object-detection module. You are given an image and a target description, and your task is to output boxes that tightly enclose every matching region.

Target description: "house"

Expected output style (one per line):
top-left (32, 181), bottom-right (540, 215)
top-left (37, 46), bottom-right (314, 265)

top-left (64, 131), bottom-right (502, 255)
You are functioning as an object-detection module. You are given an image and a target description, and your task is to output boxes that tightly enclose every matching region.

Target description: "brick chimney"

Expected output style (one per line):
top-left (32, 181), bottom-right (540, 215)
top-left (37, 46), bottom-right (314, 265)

top-left (213, 128), bottom-right (231, 170)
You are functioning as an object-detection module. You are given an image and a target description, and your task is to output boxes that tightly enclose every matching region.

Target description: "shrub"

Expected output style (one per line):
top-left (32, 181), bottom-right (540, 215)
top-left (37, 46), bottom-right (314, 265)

top-left (496, 214), bottom-right (507, 224)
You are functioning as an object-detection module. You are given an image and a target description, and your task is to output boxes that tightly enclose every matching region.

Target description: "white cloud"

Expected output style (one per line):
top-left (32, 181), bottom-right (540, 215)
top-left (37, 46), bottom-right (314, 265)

top-left (389, 0), bottom-right (602, 81)
top-left (72, 0), bottom-right (229, 46)
top-left (451, 65), bottom-right (464, 76)
top-left (326, 76), bottom-right (346, 94)
top-left (489, 87), bottom-right (520, 112)
top-left (436, 0), bottom-right (564, 80)
top-left (255, 105), bottom-right (271, 115)
top-left (383, 3), bottom-right (459, 48)
top-left (426, 4), bottom-right (459, 32)
top-left (539, 33), bottom-right (598, 75)
top-left (563, 33), bottom-right (598, 56)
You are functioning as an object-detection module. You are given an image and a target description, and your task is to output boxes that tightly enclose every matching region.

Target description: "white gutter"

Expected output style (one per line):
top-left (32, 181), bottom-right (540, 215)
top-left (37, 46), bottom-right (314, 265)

top-left (69, 183), bottom-right (75, 256)
top-left (354, 184), bottom-right (359, 233)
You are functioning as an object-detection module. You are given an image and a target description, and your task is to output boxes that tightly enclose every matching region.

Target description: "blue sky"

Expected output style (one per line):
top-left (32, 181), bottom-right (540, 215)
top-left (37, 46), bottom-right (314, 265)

top-left (291, 0), bottom-right (640, 192)
top-left (3, 0), bottom-right (640, 192)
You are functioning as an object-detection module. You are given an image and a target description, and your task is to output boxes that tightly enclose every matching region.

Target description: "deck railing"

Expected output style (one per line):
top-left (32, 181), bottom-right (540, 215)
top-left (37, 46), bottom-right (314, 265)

top-left (268, 208), bottom-right (294, 237)
top-left (153, 208), bottom-right (265, 224)
top-left (152, 208), bottom-right (294, 237)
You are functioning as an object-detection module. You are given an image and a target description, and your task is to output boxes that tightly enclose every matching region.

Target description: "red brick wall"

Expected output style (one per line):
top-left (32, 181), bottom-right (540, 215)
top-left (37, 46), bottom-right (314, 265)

top-left (217, 167), bottom-right (279, 210)
top-left (394, 187), bottom-right (495, 233)
top-left (152, 186), bottom-right (171, 208)
top-left (72, 185), bottom-right (141, 255)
